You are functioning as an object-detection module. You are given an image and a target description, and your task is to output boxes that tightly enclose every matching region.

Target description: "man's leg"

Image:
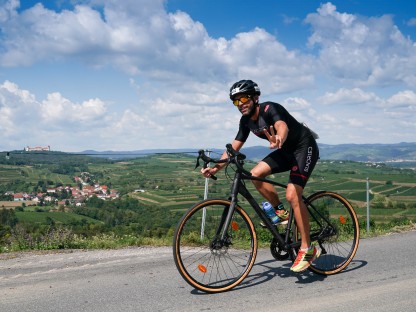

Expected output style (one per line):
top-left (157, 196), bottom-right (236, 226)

top-left (288, 183), bottom-right (321, 272)
top-left (286, 183), bottom-right (310, 248)
top-left (250, 161), bottom-right (282, 207)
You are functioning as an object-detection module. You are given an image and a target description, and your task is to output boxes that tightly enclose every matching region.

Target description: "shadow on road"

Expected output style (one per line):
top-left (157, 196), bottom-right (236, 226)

top-left (190, 258), bottom-right (367, 295)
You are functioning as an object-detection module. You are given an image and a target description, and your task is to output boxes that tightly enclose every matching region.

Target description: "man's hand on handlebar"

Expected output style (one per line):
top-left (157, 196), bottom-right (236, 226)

top-left (197, 144), bottom-right (247, 180)
top-left (201, 166), bottom-right (219, 179)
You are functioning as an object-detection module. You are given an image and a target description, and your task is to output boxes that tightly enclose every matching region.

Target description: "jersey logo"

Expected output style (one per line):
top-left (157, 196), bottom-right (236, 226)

top-left (252, 126), bottom-right (268, 137)
top-left (264, 104), bottom-right (270, 112)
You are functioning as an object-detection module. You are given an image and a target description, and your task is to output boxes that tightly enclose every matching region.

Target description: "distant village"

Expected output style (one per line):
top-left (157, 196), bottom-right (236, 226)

top-left (0, 145), bottom-right (119, 206)
top-left (5, 172), bottom-right (119, 207)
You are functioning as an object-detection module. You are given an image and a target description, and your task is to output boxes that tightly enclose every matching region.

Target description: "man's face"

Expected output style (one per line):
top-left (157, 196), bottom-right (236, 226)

top-left (233, 94), bottom-right (254, 116)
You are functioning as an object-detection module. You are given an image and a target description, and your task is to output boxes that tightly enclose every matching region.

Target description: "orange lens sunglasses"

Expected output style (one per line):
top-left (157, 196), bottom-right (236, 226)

top-left (232, 96), bottom-right (251, 106)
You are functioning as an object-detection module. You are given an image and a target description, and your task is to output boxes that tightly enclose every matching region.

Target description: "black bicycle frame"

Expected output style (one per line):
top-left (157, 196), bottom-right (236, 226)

top-left (217, 166), bottom-right (335, 252)
top-left (199, 145), bottom-right (336, 252)
top-left (215, 168), bottom-right (297, 251)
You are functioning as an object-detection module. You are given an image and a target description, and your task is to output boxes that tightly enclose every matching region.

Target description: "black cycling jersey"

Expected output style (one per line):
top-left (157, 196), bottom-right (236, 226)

top-left (235, 101), bottom-right (312, 151)
top-left (234, 101), bottom-right (319, 187)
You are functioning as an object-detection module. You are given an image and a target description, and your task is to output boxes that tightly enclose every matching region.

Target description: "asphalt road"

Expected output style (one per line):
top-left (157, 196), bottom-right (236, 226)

top-left (1, 230), bottom-right (415, 312)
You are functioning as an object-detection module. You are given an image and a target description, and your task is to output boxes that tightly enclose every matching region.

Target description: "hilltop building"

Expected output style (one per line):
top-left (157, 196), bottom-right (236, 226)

top-left (25, 146), bottom-right (50, 152)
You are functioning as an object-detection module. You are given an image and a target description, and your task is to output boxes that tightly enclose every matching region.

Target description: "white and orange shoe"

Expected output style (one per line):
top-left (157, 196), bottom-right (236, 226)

top-left (291, 246), bottom-right (321, 272)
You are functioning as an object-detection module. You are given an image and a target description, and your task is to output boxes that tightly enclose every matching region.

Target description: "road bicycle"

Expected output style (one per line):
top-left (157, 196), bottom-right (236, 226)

top-left (173, 144), bottom-right (360, 293)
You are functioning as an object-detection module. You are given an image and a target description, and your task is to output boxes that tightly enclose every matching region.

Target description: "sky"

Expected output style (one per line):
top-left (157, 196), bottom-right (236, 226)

top-left (0, 0), bottom-right (415, 152)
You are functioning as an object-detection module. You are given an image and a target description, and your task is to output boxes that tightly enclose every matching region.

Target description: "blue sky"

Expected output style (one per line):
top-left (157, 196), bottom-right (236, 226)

top-left (0, 0), bottom-right (415, 152)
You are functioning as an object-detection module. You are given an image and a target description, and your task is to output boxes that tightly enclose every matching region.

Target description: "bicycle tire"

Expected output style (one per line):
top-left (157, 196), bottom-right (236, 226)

top-left (173, 199), bottom-right (257, 293)
top-left (294, 191), bottom-right (360, 275)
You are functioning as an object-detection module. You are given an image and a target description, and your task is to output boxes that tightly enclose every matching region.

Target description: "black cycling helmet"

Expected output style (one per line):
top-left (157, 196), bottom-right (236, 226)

top-left (229, 79), bottom-right (261, 100)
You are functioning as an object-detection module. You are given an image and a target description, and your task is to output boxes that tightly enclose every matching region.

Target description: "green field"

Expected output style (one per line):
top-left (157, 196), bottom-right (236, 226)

top-left (1, 152), bottom-right (415, 231)
top-left (15, 211), bottom-right (102, 225)
top-left (86, 155), bottom-right (416, 225)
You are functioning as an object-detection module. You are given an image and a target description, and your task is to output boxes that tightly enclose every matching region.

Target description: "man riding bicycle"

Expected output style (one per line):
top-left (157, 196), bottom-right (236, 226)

top-left (201, 79), bottom-right (320, 272)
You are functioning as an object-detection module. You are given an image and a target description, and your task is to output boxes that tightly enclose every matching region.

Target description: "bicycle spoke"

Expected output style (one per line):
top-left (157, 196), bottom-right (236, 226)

top-left (173, 199), bottom-right (257, 292)
top-left (298, 192), bottom-right (359, 275)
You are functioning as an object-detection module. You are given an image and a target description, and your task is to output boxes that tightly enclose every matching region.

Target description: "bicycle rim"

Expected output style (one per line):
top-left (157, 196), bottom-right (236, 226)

top-left (295, 191), bottom-right (360, 275)
top-left (173, 199), bottom-right (257, 293)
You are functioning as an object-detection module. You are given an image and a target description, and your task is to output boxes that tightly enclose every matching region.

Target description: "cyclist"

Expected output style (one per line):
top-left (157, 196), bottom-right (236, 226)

top-left (201, 79), bottom-right (320, 272)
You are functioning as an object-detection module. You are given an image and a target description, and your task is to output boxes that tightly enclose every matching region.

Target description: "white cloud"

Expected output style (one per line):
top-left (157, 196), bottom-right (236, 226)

top-left (0, 79), bottom-right (241, 151)
top-left (0, 1), bottom-right (415, 150)
top-left (0, 81), bottom-right (40, 139)
top-left (0, 80), bottom-right (111, 149)
top-left (0, 105), bottom-right (15, 136)
top-left (407, 18), bottom-right (416, 26)
top-left (318, 88), bottom-right (380, 105)
top-left (311, 87), bottom-right (416, 144)
top-left (386, 90), bottom-right (416, 107)
top-left (2, 1), bottom-right (413, 92)
top-left (0, 0), bottom-right (18, 23)
top-left (40, 93), bottom-right (107, 123)
top-left (347, 118), bottom-right (364, 127)
top-left (0, 0), bottom-right (314, 89)
top-left (282, 97), bottom-right (311, 110)
top-left (0, 80), bottom-right (36, 103)
top-left (381, 91), bottom-right (416, 127)
top-left (305, 2), bottom-right (416, 88)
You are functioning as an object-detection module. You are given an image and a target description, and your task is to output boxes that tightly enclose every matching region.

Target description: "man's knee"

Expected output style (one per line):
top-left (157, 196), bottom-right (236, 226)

top-left (250, 168), bottom-right (263, 178)
top-left (251, 161), bottom-right (271, 177)
top-left (286, 185), bottom-right (303, 203)
top-left (286, 192), bottom-right (296, 204)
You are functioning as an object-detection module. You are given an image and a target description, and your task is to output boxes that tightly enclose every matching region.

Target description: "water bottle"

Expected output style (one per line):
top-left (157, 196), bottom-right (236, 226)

top-left (262, 201), bottom-right (280, 224)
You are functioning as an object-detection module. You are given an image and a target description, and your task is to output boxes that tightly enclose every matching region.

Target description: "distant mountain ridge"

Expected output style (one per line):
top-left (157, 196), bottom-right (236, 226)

top-left (81, 142), bottom-right (416, 163)
top-left (317, 142), bottom-right (416, 162)
top-left (242, 142), bottom-right (416, 162)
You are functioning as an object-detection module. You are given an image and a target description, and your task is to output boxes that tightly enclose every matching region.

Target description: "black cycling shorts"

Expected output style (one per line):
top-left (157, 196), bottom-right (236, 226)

top-left (262, 137), bottom-right (319, 188)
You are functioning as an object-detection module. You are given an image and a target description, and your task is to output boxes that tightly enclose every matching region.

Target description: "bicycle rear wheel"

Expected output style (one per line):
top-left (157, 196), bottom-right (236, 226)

top-left (295, 191), bottom-right (360, 275)
top-left (173, 199), bottom-right (257, 293)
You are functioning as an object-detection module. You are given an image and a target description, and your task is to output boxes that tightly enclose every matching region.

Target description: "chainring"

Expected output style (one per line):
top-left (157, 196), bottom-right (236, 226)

top-left (270, 237), bottom-right (290, 261)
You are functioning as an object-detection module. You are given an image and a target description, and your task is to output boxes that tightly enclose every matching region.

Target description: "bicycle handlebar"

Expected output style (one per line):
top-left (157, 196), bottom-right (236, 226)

top-left (196, 144), bottom-right (251, 180)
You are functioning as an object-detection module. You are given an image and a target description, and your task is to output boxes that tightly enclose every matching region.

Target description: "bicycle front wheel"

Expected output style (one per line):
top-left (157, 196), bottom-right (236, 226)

top-left (173, 199), bottom-right (257, 293)
top-left (295, 191), bottom-right (360, 275)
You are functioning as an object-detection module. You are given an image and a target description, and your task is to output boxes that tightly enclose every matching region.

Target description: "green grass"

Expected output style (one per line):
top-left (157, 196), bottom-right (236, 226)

top-left (16, 211), bottom-right (101, 224)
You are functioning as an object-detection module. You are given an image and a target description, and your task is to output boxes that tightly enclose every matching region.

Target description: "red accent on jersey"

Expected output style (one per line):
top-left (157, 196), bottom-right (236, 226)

top-left (290, 172), bottom-right (309, 181)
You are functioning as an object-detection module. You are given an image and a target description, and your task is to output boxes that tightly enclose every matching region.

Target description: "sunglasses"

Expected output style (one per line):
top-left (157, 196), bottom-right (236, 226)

top-left (232, 96), bottom-right (251, 106)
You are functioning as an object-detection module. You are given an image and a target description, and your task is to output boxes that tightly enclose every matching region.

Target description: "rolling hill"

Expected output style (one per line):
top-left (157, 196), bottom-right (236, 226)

top-left (80, 142), bottom-right (416, 163)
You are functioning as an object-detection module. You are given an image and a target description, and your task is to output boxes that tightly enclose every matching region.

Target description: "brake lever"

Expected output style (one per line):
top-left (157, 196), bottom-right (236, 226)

top-left (196, 150), bottom-right (217, 180)
top-left (194, 154), bottom-right (201, 169)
